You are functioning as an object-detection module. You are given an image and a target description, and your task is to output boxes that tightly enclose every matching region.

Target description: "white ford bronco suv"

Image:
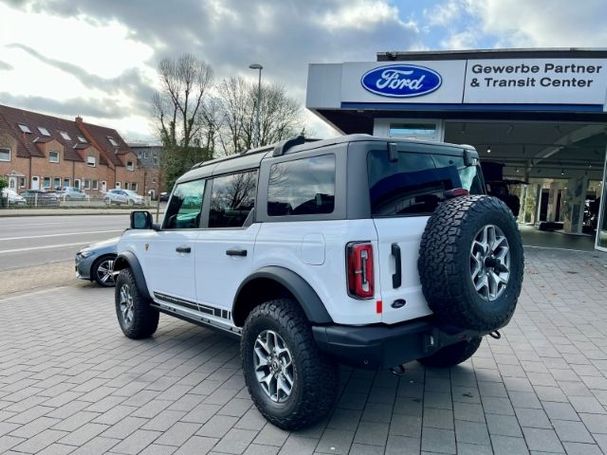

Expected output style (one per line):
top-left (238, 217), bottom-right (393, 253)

top-left (114, 134), bottom-right (524, 430)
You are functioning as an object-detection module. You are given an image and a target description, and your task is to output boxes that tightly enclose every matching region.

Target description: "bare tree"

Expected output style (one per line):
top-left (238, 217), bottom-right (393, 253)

top-left (152, 54), bottom-right (214, 190)
top-left (214, 76), bottom-right (302, 155)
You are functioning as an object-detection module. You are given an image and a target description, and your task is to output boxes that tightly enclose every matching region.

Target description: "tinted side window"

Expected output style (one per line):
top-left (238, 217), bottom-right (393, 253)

top-left (368, 150), bottom-right (459, 216)
top-left (268, 154), bottom-right (335, 216)
top-left (209, 170), bottom-right (257, 228)
top-left (164, 179), bottom-right (205, 229)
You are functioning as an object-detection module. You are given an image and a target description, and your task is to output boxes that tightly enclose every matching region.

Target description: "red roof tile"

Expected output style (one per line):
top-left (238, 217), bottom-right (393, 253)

top-left (0, 104), bottom-right (134, 166)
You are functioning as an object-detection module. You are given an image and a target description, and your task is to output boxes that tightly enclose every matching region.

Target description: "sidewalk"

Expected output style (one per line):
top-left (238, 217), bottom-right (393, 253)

top-left (0, 247), bottom-right (606, 454)
top-left (0, 207), bottom-right (164, 217)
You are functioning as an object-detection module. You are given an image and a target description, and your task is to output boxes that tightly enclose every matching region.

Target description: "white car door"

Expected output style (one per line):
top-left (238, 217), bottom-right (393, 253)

top-left (195, 170), bottom-right (259, 325)
top-left (143, 179), bottom-right (205, 314)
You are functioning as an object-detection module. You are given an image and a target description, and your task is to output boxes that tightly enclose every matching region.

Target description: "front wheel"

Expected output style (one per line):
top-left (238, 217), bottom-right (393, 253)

top-left (418, 337), bottom-right (482, 368)
top-left (115, 268), bottom-right (159, 339)
top-left (92, 255), bottom-right (116, 287)
top-left (241, 299), bottom-right (338, 430)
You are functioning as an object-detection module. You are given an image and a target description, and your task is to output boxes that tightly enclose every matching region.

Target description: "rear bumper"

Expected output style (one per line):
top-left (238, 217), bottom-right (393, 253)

top-left (312, 318), bottom-right (485, 369)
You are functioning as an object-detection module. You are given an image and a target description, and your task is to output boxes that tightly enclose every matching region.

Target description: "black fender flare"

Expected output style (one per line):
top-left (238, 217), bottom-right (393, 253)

top-left (113, 251), bottom-right (151, 300)
top-left (232, 266), bottom-right (333, 326)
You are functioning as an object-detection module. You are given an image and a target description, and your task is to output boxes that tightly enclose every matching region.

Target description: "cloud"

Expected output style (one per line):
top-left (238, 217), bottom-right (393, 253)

top-left (466, 0), bottom-right (607, 47)
top-left (0, 60), bottom-right (13, 70)
top-left (6, 43), bottom-right (155, 116)
top-left (0, 92), bottom-right (125, 119)
top-left (425, 0), bottom-right (607, 50)
top-left (7, 0), bottom-right (420, 98)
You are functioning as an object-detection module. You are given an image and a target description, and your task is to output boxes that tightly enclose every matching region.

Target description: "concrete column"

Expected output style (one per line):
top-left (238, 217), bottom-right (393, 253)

top-left (546, 182), bottom-right (560, 222)
top-left (563, 176), bottom-right (589, 234)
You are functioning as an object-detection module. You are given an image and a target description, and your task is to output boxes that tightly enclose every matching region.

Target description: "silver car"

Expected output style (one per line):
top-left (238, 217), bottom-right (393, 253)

top-left (75, 237), bottom-right (119, 287)
top-left (1, 188), bottom-right (27, 206)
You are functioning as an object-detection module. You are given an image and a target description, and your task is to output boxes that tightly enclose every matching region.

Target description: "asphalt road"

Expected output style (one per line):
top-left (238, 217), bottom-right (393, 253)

top-left (0, 214), bottom-right (130, 271)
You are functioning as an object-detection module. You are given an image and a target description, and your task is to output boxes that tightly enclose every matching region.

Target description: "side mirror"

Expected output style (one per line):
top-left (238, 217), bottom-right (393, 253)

top-left (130, 211), bottom-right (154, 229)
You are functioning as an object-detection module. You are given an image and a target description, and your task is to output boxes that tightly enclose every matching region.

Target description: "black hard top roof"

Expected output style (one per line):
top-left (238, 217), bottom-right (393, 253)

top-left (177, 134), bottom-right (476, 183)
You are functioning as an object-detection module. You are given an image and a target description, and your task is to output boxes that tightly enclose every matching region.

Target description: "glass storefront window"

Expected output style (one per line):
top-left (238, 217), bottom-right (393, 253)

top-left (389, 123), bottom-right (438, 140)
top-left (597, 180), bottom-right (607, 250)
top-left (597, 148), bottom-right (607, 251)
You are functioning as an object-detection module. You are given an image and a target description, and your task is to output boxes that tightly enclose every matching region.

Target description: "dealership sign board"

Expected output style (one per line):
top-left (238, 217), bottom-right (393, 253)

top-left (360, 64), bottom-right (442, 98)
top-left (308, 58), bottom-right (607, 109)
top-left (463, 59), bottom-right (606, 105)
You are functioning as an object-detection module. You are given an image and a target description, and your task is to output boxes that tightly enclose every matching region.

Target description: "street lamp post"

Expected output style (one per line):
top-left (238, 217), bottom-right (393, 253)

top-left (249, 63), bottom-right (263, 147)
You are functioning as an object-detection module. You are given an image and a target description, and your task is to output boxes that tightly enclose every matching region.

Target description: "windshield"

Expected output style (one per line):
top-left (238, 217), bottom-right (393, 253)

top-left (367, 149), bottom-right (484, 217)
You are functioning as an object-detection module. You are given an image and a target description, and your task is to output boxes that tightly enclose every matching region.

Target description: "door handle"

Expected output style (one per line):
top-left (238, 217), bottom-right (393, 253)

top-left (176, 246), bottom-right (191, 254)
top-left (391, 243), bottom-right (402, 288)
top-left (226, 248), bottom-right (247, 257)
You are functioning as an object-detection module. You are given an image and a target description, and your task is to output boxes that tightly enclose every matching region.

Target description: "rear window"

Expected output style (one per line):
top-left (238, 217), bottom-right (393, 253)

top-left (367, 149), bottom-right (483, 216)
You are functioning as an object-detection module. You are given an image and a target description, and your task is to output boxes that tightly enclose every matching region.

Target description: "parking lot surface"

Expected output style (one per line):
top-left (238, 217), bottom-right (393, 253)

top-left (1, 247), bottom-right (606, 455)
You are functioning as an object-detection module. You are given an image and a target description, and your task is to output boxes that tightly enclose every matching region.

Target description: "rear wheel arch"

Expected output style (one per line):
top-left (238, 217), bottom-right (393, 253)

top-left (232, 267), bottom-right (333, 327)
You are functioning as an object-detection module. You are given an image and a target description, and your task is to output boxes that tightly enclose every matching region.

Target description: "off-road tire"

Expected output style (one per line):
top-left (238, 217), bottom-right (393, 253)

top-left (241, 299), bottom-right (338, 430)
top-left (418, 337), bottom-right (482, 367)
top-left (115, 268), bottom-right (159, 339)
top-left (418, 195), bottom-right (524, 332)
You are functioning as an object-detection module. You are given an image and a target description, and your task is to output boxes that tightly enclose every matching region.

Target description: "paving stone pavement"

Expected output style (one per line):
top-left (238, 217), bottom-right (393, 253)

top-left (0, 247), bottom-right (606, 455)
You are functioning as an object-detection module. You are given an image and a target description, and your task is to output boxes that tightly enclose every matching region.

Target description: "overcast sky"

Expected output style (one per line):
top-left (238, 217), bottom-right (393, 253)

top-left (1, 0), bottom-right (606, 142)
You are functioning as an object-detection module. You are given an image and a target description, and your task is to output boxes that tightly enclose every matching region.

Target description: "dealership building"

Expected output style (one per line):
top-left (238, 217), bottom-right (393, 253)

top-left (306, 49), bottom-right (607, 252)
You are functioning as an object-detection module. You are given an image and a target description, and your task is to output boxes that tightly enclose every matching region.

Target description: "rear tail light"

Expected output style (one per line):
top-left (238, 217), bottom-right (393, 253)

top-left (346, 242), bottom-right (374, 299)
top-left (444, 187), bottom-right (469, 199)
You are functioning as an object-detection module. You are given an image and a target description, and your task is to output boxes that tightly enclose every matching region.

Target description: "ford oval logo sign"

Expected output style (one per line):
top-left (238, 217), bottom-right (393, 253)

top-left (361, 64), bottom-right (442, 98)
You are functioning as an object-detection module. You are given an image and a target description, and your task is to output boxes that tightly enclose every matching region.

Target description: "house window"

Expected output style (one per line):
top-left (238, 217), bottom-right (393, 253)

top-left (87, 155), bottom-right (96, 167)
top-left (18, 124), bottom-right (32, 133)
top-left (63, 178), bottom-right (70, 187)
top-left (115, 181), bottom-right (121, 188)
top-left (53, 177), bottom-right (61, 189)
top-left (131, 183), bottom-right (137, 192)
top-left (38, 127), bottom-right (50, 136)
top-left (0, 148), bottom-right (10, 161)
top-left (127, 161), bottom-right (134, 171)
top-left (49, 151), bottom-right (60, 163)
top-left (108, 136), bottom-right (118, 147)
top-left (19, 177), bottom-right (26, 188)
top-left (124, 182), bottom-right (129, 190)
top-left (77, 136), bottom-right (87, 143)
top-left (74, 179), bottom-right (80, 189)
top-left (92, 180), bottom-right (98, 190)
top-left (83, 179), bottom-right (91, 190)
top-left (43, 177), bottom-right (51, 188)
top-left (59, 131), bottom-right (71, 141)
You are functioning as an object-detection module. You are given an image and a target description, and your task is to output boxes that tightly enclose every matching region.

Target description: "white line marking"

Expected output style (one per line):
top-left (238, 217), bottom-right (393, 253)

top-left (0, 229), bottom-right (122, 242)
top-left (0, 241), bottom-right (92, 254)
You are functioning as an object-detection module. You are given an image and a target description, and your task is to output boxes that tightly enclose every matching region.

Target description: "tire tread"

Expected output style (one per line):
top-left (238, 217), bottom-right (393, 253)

top-left (241, 299), bottom-right (338, 430)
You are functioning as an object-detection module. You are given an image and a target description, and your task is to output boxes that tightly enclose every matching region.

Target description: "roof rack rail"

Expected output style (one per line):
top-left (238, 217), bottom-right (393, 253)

top-left (240, 143), bottom-right (274, 155)
top-left (272, 135), bottom-right (320, 157)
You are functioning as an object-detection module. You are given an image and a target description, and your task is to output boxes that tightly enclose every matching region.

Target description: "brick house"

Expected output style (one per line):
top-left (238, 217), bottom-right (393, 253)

top-left (0, 104), bottom-right (146, 195)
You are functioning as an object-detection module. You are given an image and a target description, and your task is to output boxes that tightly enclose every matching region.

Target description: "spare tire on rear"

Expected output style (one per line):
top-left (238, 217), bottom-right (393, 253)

top-left (418, 195), bottom-right (524, 332)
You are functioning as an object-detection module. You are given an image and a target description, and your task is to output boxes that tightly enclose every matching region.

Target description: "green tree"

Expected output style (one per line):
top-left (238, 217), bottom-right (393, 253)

top-left (0, 176), bottom-right (7, 209)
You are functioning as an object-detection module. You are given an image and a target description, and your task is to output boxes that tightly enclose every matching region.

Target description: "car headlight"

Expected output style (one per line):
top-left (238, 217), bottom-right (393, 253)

top-left (78, 249), bottom-right (94, 258)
